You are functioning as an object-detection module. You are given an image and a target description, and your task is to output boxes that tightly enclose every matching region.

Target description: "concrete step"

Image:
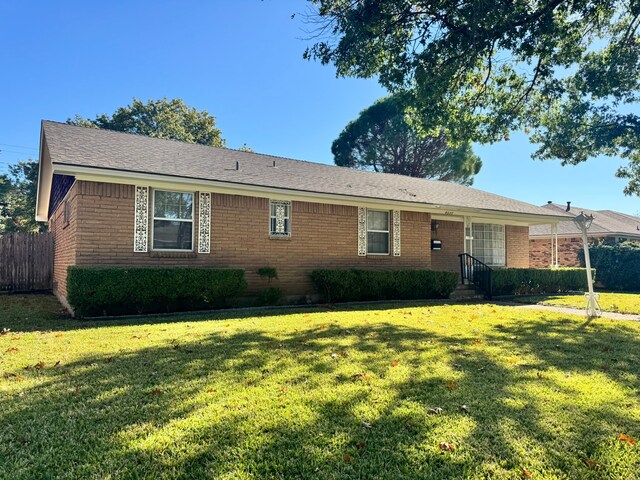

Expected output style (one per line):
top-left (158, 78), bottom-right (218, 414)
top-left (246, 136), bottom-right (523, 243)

top-left (450, 284), bottom-right (485, 300)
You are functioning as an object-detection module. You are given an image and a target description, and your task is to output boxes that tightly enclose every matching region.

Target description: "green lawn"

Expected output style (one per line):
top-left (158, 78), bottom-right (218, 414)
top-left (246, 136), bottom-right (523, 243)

top-left (515, 293), bottom-right (640, 315)
top-left (1, 295), bottom-right (639, 479)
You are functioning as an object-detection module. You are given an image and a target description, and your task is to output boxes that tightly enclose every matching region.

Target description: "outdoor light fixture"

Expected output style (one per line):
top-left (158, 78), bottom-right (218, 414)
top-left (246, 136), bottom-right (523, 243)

top-left (573, 211), bottom-right (600, 317)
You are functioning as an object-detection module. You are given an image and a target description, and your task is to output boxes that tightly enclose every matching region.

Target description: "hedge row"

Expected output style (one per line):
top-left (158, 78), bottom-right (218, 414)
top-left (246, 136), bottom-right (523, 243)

top-left (580, 241), bottom-right (640, 291)
top-left (67, 267), bottom-right (247, 317)
top-left (491, 267), bottom-right (592, 296)
top-left (310, 269), bottom-right (458, 303)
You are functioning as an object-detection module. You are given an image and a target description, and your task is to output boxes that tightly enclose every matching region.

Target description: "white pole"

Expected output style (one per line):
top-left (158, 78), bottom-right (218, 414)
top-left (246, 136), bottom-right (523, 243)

top-left (577, 219), bottom-right (600, 317)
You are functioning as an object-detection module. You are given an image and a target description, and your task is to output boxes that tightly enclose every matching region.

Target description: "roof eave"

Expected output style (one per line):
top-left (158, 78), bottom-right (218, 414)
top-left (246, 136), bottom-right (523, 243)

top-left (51, 162), bottom-right (570, 225)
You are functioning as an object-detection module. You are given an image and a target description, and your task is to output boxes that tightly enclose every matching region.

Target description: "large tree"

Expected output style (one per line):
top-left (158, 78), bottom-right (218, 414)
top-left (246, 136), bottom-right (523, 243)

top-left (68, 97), bottom-right (226, 147)
top-left (304, 0), bottom-right (640, 194)
top-left (332, 94), bottom-right (482, 184)
top-left (0, 160), bottom-right (44, 234)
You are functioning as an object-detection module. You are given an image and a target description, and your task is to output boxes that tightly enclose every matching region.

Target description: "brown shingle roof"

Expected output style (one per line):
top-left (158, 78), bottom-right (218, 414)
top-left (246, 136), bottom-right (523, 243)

top-left (42, 120), bottom-right (570, 219)
top-left (529, 203), bottom-right (640, 237)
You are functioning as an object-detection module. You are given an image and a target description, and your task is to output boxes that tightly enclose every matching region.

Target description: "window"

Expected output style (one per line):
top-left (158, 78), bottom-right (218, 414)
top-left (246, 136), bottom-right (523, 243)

top-left (472, 223), bottom-right (505, 266)
top-left (367, 210), bottom-right (390, 254)
top-left (152, 190), bottom-right (193, 250)
top-left (269, 200), bottom-right (291, 237)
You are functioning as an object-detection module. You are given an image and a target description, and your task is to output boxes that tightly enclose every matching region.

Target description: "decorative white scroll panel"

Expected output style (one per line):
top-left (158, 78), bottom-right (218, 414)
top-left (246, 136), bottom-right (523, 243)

top-left (393, 210), bottom-right (401, 256)
top-left (133, 186), bottom-right (149, 253)
top-left (275, 202), bottom-right (286, 234)
top-left (198, 192), bottom-right (211, 253)
top-left (357, 207), bottom-right (367, 256)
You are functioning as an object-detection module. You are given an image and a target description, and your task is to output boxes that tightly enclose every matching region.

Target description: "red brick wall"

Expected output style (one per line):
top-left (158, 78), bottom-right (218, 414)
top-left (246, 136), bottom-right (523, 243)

top-left (506, 225), bottom-right (529, 268)
top-left (50, 180), bottom-right (537, 303)
top-left (68, 181), bottom-right (436, 297)
top-left (48, 182), bottom-right (79, 302)
top-left (529, 236), bottom-right (605, 268)
top-left (431, 220), bottom-right (464, 273)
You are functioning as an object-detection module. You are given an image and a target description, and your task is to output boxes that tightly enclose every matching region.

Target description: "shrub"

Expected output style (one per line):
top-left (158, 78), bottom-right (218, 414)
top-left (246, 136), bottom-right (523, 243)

top-left (255, 267), bottom-right (282, 305)
top-left (579, 241), bottom-right (640, 291)
top-left (310, 269), bottom-right (458, 303)
top-left (256, 286), bottom-right (284, 306)
top-left (67, 267), bottom-right (247, 317)
top-left (491, 268), bottom-right (592, 296)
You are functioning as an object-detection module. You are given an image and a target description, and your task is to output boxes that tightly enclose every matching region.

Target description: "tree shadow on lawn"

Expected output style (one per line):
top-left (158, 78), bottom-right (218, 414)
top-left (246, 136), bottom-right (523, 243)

top-left (1, 293), bottom-right (461, 333)
top-left (1, 316), bottom-right (639, 479)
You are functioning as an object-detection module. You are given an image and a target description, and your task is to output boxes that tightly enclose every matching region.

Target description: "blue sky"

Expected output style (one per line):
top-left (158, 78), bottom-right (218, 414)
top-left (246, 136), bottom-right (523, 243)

top-left (1, 0), bottom-right (637, 215)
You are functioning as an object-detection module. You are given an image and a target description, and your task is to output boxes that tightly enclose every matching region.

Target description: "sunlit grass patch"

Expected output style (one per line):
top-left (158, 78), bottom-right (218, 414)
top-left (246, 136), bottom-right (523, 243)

top-left (1, 295), bottom-right (639, 479)
top-left (516, 292), bottom-right (640, 315)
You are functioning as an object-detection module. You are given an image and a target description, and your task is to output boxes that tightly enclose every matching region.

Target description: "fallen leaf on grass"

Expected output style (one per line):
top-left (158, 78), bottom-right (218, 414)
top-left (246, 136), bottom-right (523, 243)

top-left (446, 382), bottom-right (457, 390)
top-left (150, 388), bottom-right (163, 396)
top-left (522, 469), bottom-right (532, 477)
top-left (343, 453), bottom-right (352, 462)
top-left (207, 388), bottom-right (217, 393)
top-left (439, 442), bottom-right (455, 451)
top-left (54, 360), bottom-right (61, 367)
top-left (131, 335), bottom-right (141, 339)
top-left (584, 458), bottom-right (600, 469)
top-left (619, 433), bottom-right (636, 446)
top-left (338, 351), bottom-right (348, 357)
top-left (391, 361), bottom-right (399, 367)
top-left (106, 357), bottom-right (113, 363)
top-left (428, 407), bottom-right (443, 415)
top-left (55, 333), bottom-right (63, 338)
top-left (5, 347), bottom-right (18, 353)
top-left (356, 441), bottom-right (365, 450)
top-left (35, 361), bottom-right (45, 369)
top-left (4, 373), bottom-right (24, 382)
top-left (353, 373), bottom-right (371, 382)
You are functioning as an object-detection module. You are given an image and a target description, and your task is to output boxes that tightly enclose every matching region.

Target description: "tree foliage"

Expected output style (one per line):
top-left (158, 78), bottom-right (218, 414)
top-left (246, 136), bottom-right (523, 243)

top-left (332, 95), bottom-right (481, 184)
top-left (68, 98), bottom-right (226, 147)
top-left (0, 160), bottom-right (45, 233)
top-left (305, 0), bottom-right (640, 194)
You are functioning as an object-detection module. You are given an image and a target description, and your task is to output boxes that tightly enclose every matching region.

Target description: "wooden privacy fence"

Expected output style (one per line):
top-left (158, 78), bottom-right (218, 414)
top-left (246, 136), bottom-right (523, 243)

top-left (0, 232), bottom-right (54, 292)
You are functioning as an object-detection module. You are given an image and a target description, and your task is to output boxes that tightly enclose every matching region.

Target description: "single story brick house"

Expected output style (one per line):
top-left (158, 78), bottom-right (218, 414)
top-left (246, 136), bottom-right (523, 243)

top-left (530, 202), bottom-right (640, 268)
top-left (36, 121), bottom-right (570, 308)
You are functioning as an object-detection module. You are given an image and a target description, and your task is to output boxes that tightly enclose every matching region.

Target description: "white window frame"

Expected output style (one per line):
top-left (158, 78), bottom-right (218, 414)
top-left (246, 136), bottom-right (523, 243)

top-left (269, 200), bottom-right (292, 238)
top-left (366, 209), bottom-right (390, 255)
top-left (151, 189), bottom-right (195, 252)
top-left (472, 223), bottom-right (505, 266)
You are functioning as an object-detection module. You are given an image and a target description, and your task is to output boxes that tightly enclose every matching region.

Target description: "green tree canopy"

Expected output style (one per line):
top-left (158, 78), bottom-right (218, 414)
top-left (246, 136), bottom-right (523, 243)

top-left (332, 95), bottom-right (482, 185)
top-left (0, 160), bottom-right (44, 233)
top-left (68, 98), bottom-right (226, 147)
top-left (305, 0), bottom-right (640, 194)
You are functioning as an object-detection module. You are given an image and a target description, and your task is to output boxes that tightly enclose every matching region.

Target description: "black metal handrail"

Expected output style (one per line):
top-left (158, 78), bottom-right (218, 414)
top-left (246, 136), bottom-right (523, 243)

top-left (458, 253), bottom-right (493, 300)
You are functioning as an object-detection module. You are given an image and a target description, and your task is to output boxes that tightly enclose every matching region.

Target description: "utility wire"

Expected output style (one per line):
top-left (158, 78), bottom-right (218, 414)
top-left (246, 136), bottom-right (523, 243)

top-left (0, 149), bottom-right (37, 156)
top-left (0, 143), bottom-right (38, 151)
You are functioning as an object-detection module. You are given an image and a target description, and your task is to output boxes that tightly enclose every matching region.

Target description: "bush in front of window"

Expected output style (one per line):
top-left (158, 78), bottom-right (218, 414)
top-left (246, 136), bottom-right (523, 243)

top-left (491, 267), bottom-right (594, 296)
top-left (67, 267), bottom-right (247, 317)
top-left (579, 241), bottom-right (640, 291)
top-left (310, 269), bottom-right (458, 303)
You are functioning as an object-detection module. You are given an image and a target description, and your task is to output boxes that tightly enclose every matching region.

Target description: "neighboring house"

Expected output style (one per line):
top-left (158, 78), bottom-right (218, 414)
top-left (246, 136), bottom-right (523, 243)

top-left (530, 202), bottom-right (640, 268)
top-left (36, 121), bottom-right (570, 308)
